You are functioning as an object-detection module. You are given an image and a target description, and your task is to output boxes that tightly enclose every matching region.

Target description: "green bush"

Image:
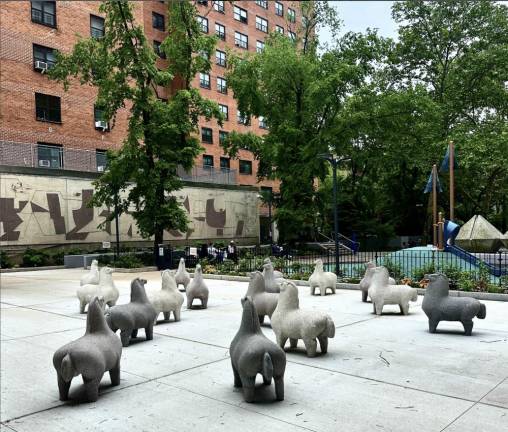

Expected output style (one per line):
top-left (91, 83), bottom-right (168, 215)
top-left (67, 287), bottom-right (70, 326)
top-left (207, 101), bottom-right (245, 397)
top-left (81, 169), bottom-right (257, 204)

top-left (22, 248), bottom-right (50, 267)
top-left (114, 254), bottom-right (144, 269)
top-left (380, 258), bottom-right (404, 281)
top-left (0, 251), bottom-right (13, 268)
top-left (413, 263), bottom-right (436, 281)
top-left (457, 271), bottom-right (475, 292)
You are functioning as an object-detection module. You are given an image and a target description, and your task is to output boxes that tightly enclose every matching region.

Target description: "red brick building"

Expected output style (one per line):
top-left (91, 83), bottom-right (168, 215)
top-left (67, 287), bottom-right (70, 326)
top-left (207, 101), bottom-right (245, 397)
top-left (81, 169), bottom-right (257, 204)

top-left (0, 1), bottom-right (302, 243)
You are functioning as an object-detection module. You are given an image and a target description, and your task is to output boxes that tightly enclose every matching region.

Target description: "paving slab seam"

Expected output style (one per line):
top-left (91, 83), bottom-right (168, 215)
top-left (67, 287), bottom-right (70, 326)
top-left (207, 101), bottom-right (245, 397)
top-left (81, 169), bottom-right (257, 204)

top-left (1, 326), bottom-right (87, 342)
top-left (153, 378), bottom-right (320, 432)
top-left (285, 358), bottom-right (484, 406)
top-left (0, 422), bottom-right (18, 431)
top-left (2, 303), bottom-right (86, 322)
top-left (152, 331), bottom-right (232, 350)
top-left (440, 376), bottom-right (508, 431)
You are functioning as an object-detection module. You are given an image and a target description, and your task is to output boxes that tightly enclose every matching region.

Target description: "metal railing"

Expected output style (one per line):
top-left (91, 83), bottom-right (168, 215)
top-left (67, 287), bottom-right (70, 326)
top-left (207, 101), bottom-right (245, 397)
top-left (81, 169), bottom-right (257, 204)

top-left (0, 140), bottom-right (237, 185)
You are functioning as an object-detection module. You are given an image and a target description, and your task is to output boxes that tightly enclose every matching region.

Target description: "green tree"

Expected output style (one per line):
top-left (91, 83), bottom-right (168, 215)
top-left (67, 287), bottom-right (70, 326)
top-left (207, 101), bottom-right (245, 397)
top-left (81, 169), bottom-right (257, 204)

top-left (222, 3), bottom-right (384, 243)
top-left (49, 1), bottom-right (222, 258)
top-left (391, 0), bottom-right (508, 229)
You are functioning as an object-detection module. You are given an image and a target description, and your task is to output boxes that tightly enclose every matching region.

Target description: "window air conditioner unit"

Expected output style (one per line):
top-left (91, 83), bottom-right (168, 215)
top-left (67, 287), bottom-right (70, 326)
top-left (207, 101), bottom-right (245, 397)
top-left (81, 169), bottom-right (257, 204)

top-left (97, 165), bottom-right (105, 172)
top-left (34, 60), bottom-right (48, 72)
top-left (39, 159), bottom-right (51, 167)
top-left (95, 120), bottom-right (108, 130)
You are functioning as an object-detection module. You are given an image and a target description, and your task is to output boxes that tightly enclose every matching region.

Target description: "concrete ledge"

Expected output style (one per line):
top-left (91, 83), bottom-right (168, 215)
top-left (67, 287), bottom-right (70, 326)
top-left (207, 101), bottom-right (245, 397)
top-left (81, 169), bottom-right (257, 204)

top-left (0, 265), bottom-right (65, 273)
top-left (113, 267), bottom-right (159, 273)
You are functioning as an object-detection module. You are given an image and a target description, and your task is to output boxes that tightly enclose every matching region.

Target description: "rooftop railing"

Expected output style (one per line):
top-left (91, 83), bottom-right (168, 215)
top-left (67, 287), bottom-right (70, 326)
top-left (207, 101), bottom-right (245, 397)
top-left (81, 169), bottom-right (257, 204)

top-left (0, 140), bottom-right (238, 185)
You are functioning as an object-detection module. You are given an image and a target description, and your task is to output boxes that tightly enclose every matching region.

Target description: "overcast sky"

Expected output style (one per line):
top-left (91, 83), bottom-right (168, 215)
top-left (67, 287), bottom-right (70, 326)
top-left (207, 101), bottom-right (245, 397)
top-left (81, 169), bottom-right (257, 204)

top-left (318, 1), bottom-right (398, 46)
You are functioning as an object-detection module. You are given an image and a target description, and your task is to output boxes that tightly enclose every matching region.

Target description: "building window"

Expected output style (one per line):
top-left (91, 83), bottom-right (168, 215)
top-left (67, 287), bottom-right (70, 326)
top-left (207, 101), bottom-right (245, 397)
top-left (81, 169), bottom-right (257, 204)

top-left (219, 130), bottom-right (229, 145)
top-left (152, 12), bottom-right (165, 31)
top-left (96, 150), bottom-right (107, 172)
top-left (288, 8), bottom-right (296, 23)
top-left (215, 23), bottom-right (226, 40)
top-left (219, 104), bottom-right (228, 120)
top-left (239, 160), bottom-right (252, 175)
top-left (288, 31), bottom-right (296, 41)
top-left (255, 16), bottom-right (268, 33)
top-left (153, 40), bottom-right (166, 59)
top-left (90, 15), bottom-right (105, 38)
top-left (235, 32), bottom-right (248, 49)
top-left (217, 77), bottom-right (227, 94)
top-left (35, 93), bottom-right (61, 123)
top-left (94, 106), bottom-right (109, 131)
top-left (233, 6), bottom-right (248, 24)
top-left (216, 50), bottom-right (226, 67)
top-left (220, 157), bottom-right (230, 170)
top-left (275, 25), bottom-right (284, 35)
top-left (237, 109), bottom-right (250, 125)
top-left (259, 116), bottom-right (267, 129)
top-left (256, 0), bottom-right (268, 9)
top-left (197, 16), bottom-right (208, 33)
top-left (203, 154), bottom-right (214, 167)
top-left (200, 73), bottom-right (210, 89)
top-left (201, 127), bottom-right (213, 143)
top-left (275, 2), bottom-right (283, 17)
top-left (256, 40), bottom-right (265, 53)
top-left (33, 44), bottom-right (56, 71)
top-left (31, 1), bottom-right (56, 28)
top-left (213, 1), bottom-right (225, 13)
top-left (37, 143), bottom-right (62, 169)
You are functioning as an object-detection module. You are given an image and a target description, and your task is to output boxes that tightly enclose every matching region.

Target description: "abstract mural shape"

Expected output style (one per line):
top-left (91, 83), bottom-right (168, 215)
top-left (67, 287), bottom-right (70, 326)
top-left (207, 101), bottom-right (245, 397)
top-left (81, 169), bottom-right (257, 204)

top-left (30, 202), bottom-right (48, 213)
top-left (0, 198), bottom-right (23, 240)
top-left (66, 189), bottom-right (94, 240)
top-left (99, 208), bottom-right (112, 234)
top-left (235, 220), bottom-right (244, 236)
top-left (183, 196), bottom-right (190, 213)
top-left (47, 193), bottom-right (66, 235)
top-left (205, 198), bottom-right (226, 228)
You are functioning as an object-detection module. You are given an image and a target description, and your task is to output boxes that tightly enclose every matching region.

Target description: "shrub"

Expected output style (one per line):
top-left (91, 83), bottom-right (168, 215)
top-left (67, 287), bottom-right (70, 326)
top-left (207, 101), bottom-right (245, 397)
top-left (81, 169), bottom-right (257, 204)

top-left (457, 271), bottom-right (475, 292)
top-left (0, 250), bottom-right (13, 268)
top-left (114, 254), bottom-right (144, 269)
top-left (22, 248), bottom-right (50, 267)
top-left (380, 258), bottom-right (404, 281)
top-left (413, 262), bottom-right (436, 281)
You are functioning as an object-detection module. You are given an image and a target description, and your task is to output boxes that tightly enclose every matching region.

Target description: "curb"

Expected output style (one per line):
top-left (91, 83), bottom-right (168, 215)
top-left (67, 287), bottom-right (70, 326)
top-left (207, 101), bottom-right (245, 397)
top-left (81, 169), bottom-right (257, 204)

top-left (197, 275), bottom-right (507, 302)
top-left (0, 265), bottom-right (65, 273)
top-left (113, 267), bottom-right (159, 273)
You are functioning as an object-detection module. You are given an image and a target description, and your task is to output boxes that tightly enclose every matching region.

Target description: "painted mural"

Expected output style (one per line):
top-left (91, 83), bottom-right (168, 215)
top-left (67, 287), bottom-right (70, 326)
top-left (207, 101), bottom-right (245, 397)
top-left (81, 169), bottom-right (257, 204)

top-left (0, 173), bottom-right (259, 246)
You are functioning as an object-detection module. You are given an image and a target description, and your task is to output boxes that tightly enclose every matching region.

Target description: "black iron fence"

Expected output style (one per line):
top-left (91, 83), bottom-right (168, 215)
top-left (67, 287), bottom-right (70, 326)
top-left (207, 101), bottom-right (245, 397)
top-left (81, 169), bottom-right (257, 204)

top-left (179, 246), bottom-right (508, 289)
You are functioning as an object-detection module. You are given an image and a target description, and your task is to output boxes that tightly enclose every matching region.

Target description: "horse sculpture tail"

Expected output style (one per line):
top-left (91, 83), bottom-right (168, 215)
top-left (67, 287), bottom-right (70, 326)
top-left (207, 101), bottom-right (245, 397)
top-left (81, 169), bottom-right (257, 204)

top-left (477, 303), bottom-right (486, 319)
top-left (61, 353), bottom-right (75, 382)
top-left (262, 352), bottom-right (274, 383)
top-left (326, 317), bottom-right (335, 338)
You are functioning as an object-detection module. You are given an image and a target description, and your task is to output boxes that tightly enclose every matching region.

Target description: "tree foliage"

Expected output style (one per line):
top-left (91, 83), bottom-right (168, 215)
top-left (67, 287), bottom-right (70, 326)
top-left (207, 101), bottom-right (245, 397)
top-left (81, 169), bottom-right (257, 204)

top-left (49, 0), bottom-right (222, 256)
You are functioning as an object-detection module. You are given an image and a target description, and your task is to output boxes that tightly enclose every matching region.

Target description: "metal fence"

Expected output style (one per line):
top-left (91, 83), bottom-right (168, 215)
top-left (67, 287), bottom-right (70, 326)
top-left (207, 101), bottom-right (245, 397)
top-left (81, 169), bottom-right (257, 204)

top-left (0, 140), bottom-right (237, 185)
top-left (188, 246), bottom-right (508, 287)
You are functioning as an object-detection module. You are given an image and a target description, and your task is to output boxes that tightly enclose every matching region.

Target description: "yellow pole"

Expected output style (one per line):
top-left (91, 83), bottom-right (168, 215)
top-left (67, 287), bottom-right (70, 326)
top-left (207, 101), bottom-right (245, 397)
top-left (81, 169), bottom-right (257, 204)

top-left (449, 141), bottom-right (455, 221)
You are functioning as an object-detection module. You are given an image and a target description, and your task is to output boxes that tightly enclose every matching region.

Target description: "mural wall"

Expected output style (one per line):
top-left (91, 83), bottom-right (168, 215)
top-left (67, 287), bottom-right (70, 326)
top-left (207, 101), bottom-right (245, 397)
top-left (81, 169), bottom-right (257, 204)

top-left (0, 172), bottom-right (260, 246)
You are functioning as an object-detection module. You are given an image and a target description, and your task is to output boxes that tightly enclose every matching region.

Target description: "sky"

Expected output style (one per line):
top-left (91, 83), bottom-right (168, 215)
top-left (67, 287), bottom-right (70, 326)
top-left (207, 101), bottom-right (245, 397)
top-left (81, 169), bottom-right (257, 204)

top-left (318, 1), bottom-right (398, 46)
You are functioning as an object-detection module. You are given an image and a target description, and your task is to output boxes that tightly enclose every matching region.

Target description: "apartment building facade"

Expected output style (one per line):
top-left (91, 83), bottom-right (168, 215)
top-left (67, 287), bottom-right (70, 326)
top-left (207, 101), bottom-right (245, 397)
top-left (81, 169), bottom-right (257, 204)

top-left (0, 1), bottom-right (301, 247)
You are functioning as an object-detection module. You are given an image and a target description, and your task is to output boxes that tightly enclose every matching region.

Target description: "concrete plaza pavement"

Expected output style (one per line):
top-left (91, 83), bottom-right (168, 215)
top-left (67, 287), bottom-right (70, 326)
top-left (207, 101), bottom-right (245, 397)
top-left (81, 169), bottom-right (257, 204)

top-left (1, 268), bottom-right (507, 431)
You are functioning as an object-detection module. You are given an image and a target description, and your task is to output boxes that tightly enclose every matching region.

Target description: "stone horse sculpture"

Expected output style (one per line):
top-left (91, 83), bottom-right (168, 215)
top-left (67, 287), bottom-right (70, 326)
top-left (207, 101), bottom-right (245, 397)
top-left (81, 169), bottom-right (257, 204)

top-left (186, 264), bottom-right (209, 309)
top-left (262, 263), bottom-right (283, 293)
top-left (359, 262), bottom-right (396, 302)
top-left (53, 296), bottom-right (122, 402)
top-left (368, 266), bottom-right (417, 315)
top-left (77, 266), bottom-right (118, 314)
top-left (148, 270), bottom-right (184, 324)
top-left (105, 278), bottom-right (157, 347)
top-left (80, 259), bottom-right (99, 286)
top-left (175, 257), bottom-right (191, 292)
top-left (271, 281), bottom-right (335, 357)
top-left (263, 258), bottom-right (284, 279)
top-left (230, 296), bottom-right (286, 402)
top-left (422, 273), bottom-right (486, 335)
top-left (245, 271), bottom-right (278, 324)
top-left (308, 259), bottom-right (337, 296)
